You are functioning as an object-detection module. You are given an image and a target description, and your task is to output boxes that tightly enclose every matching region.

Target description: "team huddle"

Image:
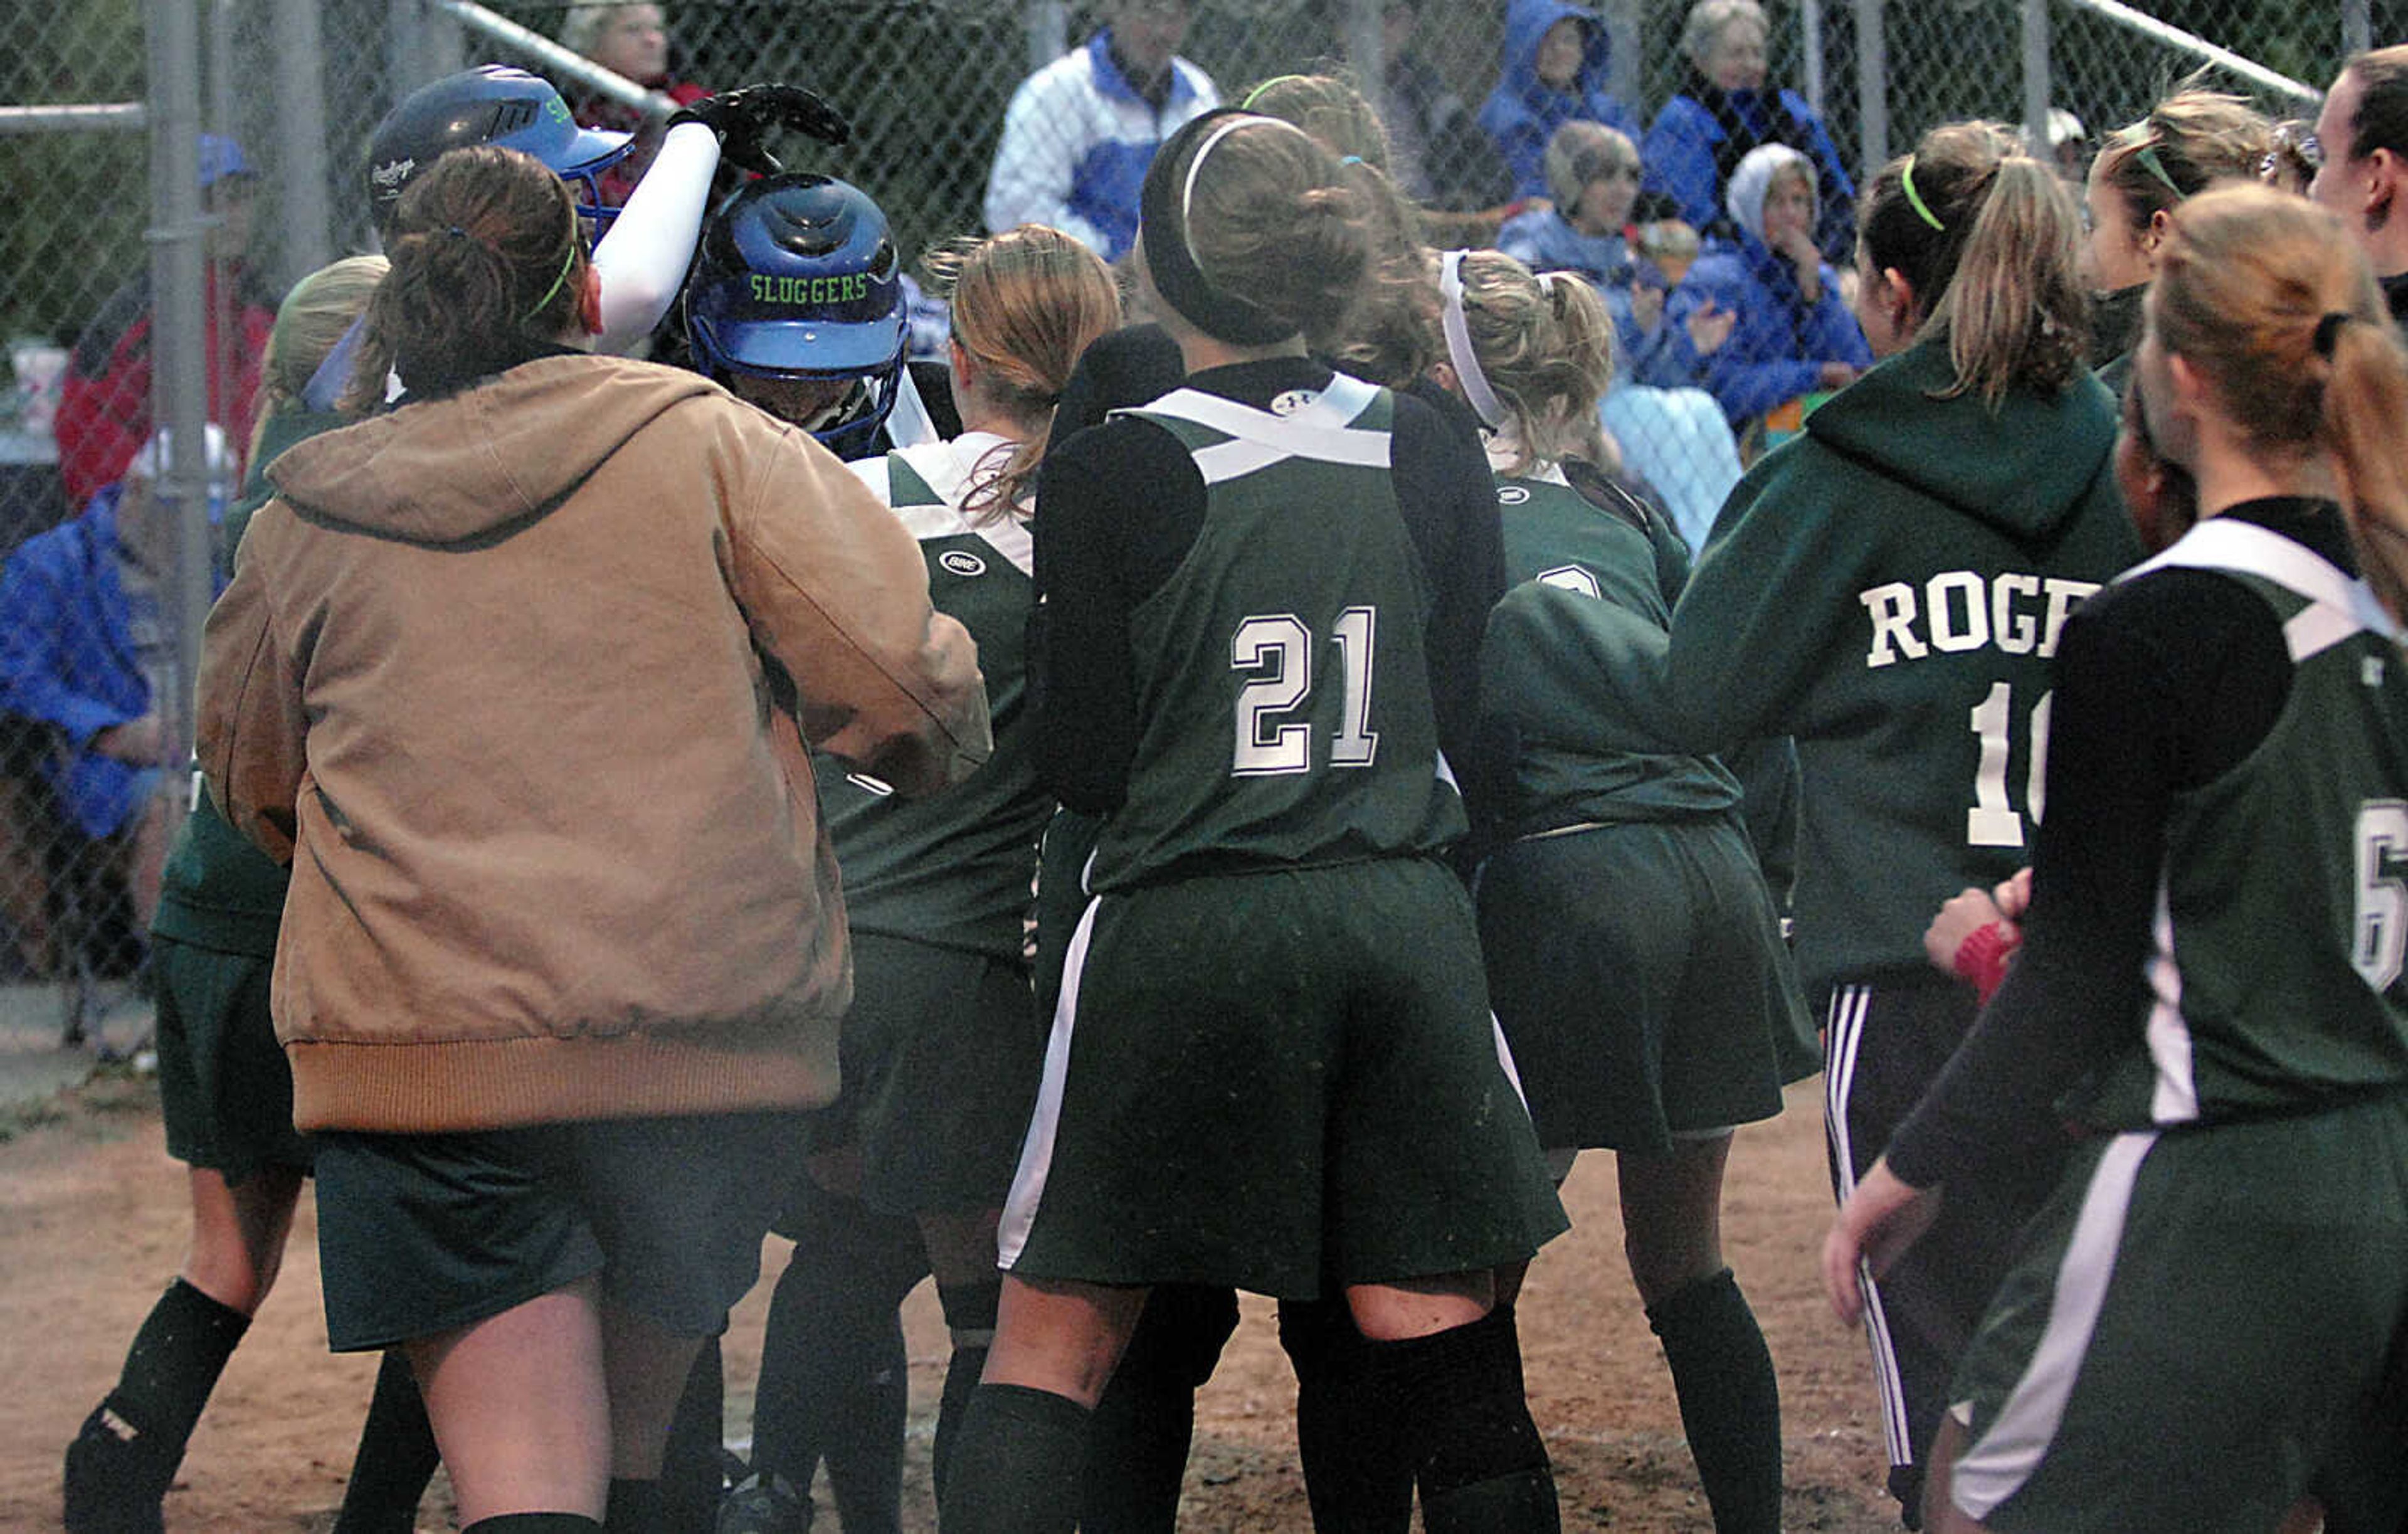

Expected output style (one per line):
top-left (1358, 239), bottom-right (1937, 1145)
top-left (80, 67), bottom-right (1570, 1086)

top-left (46, 24), bottom-right (2408, 1534)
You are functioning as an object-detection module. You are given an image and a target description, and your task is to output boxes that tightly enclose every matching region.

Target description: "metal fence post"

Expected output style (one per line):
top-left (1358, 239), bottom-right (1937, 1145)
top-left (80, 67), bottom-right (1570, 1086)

top-left (144, 0), bottom-right (209, 832)
top-left (1346, 0), bottom-right (1384, 110)
top-left (2345, 0), bottom-right (2371, 60)
top-left (2023, 0), bottom-right (2051, 162)
top-left (1801, 0), bottom-right (1827, 120)
top-left (1027, 0), bottom-right (1067, 73)
top-left (1854, 0), bottom-right (1887, 178)
top-left (273, 0), bottom-right (333, 287)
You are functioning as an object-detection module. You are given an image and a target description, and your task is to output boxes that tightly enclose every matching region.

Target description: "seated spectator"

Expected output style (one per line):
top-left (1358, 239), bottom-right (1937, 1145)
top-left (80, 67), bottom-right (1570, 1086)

top-left (53, 136), bottom-right (273, 509)
top-left (1374, 0), bottom-right (1511, 214)
top-left (1669, 142), bottom-right (1869, 434)
top-left (1498, 121), bottom-right (1735, 389)
top-left (557, 2), bottom-right (710, 209)
top-left (983, 0), bottom-right (1219, 260)
top-left (1477, 0), bottom-right (1640, 204)
top-left (1498, 124), bottom-right (1746, 552)
top-left (0, 426), bottom-right (230, 933)
top-left (1645, 0), bottom-right (1856, 264)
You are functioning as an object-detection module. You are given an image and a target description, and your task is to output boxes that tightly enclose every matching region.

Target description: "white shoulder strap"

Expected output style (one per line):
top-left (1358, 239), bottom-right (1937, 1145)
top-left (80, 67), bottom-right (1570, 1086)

top-left (2133, 517), bottom-right (2399, 658)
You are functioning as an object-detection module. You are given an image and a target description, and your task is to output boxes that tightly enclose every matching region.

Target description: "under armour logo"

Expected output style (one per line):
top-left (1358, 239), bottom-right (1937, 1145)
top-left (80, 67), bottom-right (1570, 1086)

top-left (2367, 655), bottom-right (2388, 689)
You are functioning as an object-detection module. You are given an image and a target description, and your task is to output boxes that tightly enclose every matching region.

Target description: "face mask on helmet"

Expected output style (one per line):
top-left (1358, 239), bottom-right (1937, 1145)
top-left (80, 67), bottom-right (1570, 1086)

top-left (684, 172), bottom-right (909, 457)
top-left (367, 65), bottom-right (633, 240)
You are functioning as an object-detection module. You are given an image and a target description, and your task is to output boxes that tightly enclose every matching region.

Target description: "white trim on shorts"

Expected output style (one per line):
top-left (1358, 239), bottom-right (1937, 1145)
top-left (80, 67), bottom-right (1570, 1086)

top-left (1825, 981), bottom-right (1916, 1471)
top-left (1948, 1130), bottom-right (2159, 1523)
top-left (996, 892), bottom-right (1101, 1270)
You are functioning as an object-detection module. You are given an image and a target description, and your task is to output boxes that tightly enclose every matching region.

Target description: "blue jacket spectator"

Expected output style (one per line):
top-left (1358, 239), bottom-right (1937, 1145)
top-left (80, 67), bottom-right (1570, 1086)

top-left (983, 1), bottom-right (1219, 261)
top-left (1477, 0), bottom-right (1640, 203)
top-left (0, 433), bottom-right (227, 842)
top-left (1669, 143), bottom-right (1869, 428)
top-left (1644, 0), bottom-right (1856, 264)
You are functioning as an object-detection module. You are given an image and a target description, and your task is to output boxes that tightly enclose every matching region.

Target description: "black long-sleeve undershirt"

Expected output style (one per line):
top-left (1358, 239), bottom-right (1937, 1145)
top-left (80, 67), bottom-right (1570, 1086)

top-left (1027, 356), bottom-right (1506, 819)
top-left (1886, 498), bottom-right (2354, 1190)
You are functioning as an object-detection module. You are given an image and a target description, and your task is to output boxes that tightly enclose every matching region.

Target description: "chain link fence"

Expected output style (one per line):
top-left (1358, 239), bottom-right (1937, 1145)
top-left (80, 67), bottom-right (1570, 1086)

top-left (0, 0), bottom-right (2387, 1035)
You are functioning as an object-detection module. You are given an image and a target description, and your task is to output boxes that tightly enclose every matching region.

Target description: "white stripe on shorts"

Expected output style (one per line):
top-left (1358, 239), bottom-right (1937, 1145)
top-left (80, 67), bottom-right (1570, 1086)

top-left (995, 893), bottom-right (1102, 1270)
top-left (1824, 983), bottom-right (1915, 1469)
top-left (1950, 1131), bottom-right (2158, 1523)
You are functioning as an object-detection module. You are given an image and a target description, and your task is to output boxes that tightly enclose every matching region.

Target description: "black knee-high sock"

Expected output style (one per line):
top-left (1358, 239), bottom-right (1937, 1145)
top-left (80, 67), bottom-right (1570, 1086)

top-left (462, 1516), bottom-right (603, 1534)
top-left (938, 1382), bottom-right (1089, 1534)
top-left (1361, 1308), bottom-right (1558, 1534)
top-left (1080, 1284), bottom-right (1237, 1533)
top-left (1278, 1296), bottom-right (1412, 1534)
top-left (65, 1277), bottom-right (250, 1528)
top-left (1647, 1268), bottom-right (1783, 1534)
top-left (750, 1187), bottom-right (926, 1534)
top-left (658, 1335), bottom-right (724, 1534)
top-left (605, 1478), bottom-right (665, 1533)
top-left (934, 1281), bottom-right (1001, 1503)
top-left (332, 1350), bottom-right (443, 1534)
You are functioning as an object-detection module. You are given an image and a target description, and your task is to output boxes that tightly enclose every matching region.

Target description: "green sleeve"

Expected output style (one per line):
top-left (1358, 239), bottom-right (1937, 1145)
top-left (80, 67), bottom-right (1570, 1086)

top-left (1480, 579), bottom-right (1686, 754)
top-left (1659, 445), bottom-right (1883, 751)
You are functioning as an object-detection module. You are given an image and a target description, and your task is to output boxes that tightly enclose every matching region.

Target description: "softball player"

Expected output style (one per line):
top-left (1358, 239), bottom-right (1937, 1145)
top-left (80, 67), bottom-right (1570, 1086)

top-left (1548, 121), bottom-right (2142, 1525)
top-left (1828, 181), bottom-right (2408, 1534)
top-left (939, 108), bottom-right (1567, 1534)
top-left (59, 258), bottom-right (452, 1534)
top-left (1440, 247), bottom-right (1809, 1534)
top-left (2078, 88), bottom-right (2273, 393)
top-left (685, 202), bottom-right (1122, 1533)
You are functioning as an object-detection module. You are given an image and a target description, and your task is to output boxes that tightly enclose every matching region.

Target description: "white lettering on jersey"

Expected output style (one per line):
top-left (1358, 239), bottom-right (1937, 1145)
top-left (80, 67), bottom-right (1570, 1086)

top-left (1861, 571), bottom-right (2100, 669)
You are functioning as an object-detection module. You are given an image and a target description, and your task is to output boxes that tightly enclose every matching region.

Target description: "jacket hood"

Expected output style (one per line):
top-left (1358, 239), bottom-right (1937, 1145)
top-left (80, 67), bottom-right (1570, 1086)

top-left (1500, 0), bottom-right (1610, 100)
top-left (267, 354), bottom-right (719, 544)
top-left (1726, 142), bottom-right (1811, 245)
top-left (1806, 339), bottom-right (2117, 539)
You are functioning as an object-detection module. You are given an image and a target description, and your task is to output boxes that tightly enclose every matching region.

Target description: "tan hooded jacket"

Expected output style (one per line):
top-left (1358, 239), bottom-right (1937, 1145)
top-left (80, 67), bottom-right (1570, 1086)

top-left (198, 354), bottom-right (991, 1132)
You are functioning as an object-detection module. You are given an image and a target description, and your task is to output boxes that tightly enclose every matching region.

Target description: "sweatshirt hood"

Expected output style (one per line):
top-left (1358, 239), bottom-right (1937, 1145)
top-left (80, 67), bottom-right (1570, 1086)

top-left (1806, 339), bottom-right (2117, 540)
top-left (266, 354), bottom-right (720, 543)
top-left (1500, 0), bottom-right (1610, 100)
top-left (1726, 142), bottom-right (1811, 245)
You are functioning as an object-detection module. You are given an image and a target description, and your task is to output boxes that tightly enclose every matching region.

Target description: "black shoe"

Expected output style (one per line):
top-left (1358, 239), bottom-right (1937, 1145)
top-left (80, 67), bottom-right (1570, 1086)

top-left (716, 1466), bottom-right (811, 1534)
top-left (63, 1402), bottom-right (170, 1534)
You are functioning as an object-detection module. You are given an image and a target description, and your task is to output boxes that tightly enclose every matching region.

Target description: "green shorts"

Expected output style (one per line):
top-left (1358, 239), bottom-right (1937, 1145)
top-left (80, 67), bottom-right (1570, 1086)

top-left (1946, 1096), bottom-right (2408, 1533)
top-left (808, 931), bottom-right (1046, 1216)
top-left (998, 857), bottom-right (1568, 1298)
top-left (312, 1110), bottom-right (811, 1352)
top-left (152, 936), bottom-right (311, 1182)
top-left (1475, 815), bottom-right (1809, 1153)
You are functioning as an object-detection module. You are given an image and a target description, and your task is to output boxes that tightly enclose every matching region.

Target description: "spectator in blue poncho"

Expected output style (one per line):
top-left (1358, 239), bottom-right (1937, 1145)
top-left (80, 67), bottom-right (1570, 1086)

top-left (1644, 0), bottom-right (1856, 264)
top-left (1668, 142), bottom-right (1869, 431)
top-left (1477, 0), bottom-right (1640, 203)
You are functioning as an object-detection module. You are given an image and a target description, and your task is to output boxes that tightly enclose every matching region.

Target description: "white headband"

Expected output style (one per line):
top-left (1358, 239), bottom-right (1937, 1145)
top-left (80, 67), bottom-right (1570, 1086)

top-left (1180, 114), bottom-right (1316, 273)
top-left (1438, 249), bottom-right (1506, 431)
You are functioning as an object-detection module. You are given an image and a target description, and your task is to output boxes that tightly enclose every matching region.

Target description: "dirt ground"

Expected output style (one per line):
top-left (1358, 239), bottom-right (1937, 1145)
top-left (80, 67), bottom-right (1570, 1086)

top-left (0, 1072), bottom-right (1899, 1532)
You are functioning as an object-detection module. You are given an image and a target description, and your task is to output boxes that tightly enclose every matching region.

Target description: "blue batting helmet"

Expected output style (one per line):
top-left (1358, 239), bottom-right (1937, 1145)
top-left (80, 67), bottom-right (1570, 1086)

top-left (684, 173), bottom-right (909, 457)
top-left (367, 65), bottom-right (631, 234)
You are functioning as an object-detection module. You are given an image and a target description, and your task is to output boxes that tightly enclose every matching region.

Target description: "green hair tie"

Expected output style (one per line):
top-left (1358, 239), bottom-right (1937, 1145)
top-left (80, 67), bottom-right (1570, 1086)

top-left (525, 208), bottom-right (581, 323)
top-left (1242, 73), bottom-right (1309, 108)
top-left (1900, 154), bottom-right (1945, 233)
top-left (2133, 144), bottom-right (2186, 201)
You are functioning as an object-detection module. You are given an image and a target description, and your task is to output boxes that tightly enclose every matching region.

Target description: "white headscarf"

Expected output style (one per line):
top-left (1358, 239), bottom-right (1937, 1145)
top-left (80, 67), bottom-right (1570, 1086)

top-left (1724, 142), bottom-right (1813, 246)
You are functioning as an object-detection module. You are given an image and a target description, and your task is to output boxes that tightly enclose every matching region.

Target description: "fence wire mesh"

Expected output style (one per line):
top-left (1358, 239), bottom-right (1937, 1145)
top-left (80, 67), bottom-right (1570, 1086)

top-left (0, 0), bottom-right (2389, 1034)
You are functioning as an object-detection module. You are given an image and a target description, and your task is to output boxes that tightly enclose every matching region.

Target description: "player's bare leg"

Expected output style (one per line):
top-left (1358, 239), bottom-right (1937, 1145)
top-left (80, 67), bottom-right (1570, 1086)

top-left (408, 1277), bottom-right (611, 1525)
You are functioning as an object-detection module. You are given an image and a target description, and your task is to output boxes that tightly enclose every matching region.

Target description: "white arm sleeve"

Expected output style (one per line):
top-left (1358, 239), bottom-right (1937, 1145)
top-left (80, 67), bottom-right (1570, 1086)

top-left (589, 120), bottom-right (721, 351)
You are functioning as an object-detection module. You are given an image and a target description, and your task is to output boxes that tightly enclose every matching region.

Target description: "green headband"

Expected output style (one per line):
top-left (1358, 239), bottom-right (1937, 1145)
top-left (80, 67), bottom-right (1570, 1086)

top-left (2133, 144), bottom-right (2186, 202)
top-left (1900, 154), bottom-right (1945, 232)
top-left (1242, 73), bottom-right (1309, 108)
top-left (525, 203), bottom-right (581, 323)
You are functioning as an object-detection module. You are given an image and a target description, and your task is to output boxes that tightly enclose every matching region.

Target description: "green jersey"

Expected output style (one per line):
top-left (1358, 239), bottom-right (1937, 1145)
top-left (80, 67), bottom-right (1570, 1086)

top-left (1092, 376), bottom-right (1464, 891)
top-left (2071, 519), bottom-right (2408, 1128)
top-left (1482, 469), bottom-right (1742, 837)
top-left (818, 435), bottom-right (1046, 960)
